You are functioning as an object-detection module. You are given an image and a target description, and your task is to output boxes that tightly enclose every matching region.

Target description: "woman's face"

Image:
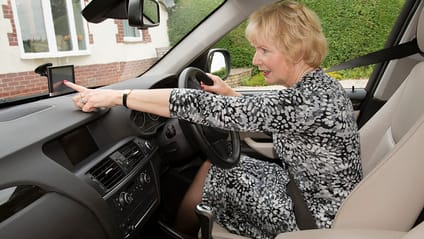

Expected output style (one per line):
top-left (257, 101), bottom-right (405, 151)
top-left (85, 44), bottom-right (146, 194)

top-left (251, 38), bottom-right (297, 87)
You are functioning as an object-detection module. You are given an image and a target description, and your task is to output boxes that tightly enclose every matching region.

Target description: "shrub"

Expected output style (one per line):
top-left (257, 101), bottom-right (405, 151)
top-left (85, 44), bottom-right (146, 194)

top-left (214, 22), bottom-right (255, 69)
top-left (211, 67), bottom-right (227, 79)
top-left (167, 0), bottom-right (224, 46)
top-left (241, 73), bottom-right (267, 86)
top-left (302, 0), bottom-right (404, 69)
top-left (167, 0), bottom-right (404, 80)
top-left (215, 0), bottom-right (405, 80)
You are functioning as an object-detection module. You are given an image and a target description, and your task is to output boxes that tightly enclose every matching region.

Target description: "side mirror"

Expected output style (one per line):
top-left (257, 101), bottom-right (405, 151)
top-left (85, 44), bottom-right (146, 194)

top-left (128, 0), bottom-right (160, 29)
top-left (206, 49), bottom-right (231, 80)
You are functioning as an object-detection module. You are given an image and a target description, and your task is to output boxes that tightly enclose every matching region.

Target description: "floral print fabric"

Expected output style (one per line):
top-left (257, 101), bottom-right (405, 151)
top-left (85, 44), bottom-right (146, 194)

top-left (169, 68), bottom-right (362, 239)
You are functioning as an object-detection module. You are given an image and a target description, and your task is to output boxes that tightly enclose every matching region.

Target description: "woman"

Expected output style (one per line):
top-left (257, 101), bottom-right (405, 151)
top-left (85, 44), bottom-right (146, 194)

top-left (65, 1), bottom-right (361, 238)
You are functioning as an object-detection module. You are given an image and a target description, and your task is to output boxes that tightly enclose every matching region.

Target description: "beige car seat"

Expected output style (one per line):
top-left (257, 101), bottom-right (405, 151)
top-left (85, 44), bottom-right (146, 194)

top-left (208, 5), bottom-right (424, 239)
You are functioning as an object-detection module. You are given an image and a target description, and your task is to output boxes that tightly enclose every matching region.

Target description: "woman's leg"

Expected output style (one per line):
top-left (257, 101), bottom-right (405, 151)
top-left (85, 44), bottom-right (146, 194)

top-left (174, 160), bottom-right (211, 235)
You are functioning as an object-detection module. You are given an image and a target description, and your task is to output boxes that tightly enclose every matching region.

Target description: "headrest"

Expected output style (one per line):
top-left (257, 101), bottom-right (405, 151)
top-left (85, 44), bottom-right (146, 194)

top-left (417, 7), bottom-right (424, 52)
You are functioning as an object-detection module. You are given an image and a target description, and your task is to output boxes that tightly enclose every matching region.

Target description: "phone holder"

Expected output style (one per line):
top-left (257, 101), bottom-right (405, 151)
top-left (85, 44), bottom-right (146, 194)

top-left (34, 63), bottom-right (75, 96)
top-left (34, 63), bottom-right (53, 77)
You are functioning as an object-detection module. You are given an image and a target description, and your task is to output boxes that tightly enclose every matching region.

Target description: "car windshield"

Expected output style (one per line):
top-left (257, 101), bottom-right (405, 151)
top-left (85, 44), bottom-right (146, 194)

top-left (0, 0), bottom-right (405, 106)
top-left (0, 0), bottom-right (225, 106)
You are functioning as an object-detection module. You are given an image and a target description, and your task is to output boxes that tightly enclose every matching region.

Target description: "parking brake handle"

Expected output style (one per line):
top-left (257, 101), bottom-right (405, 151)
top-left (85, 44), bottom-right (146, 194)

top-left (195, 204), bottom-right (214, 239)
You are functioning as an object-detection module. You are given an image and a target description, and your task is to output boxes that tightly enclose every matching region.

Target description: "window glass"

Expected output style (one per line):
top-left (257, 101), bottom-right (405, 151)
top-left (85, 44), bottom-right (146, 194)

top-left (215, 0), bottom-right (406, 90)
top-left (15, 0), bottom-right (48, 53)
top-left (72, 0), bottom-right (87, 50)
top-left (2, 0), bottom-right (225, 103)
top-left (14, 0), bottom-right (87, 57)
top-left (51, 0), bottom-right (73, 51)
top-left (123, 20), bottom-right (142, 40)
top-left (305, 0), bottom-right (406, 85)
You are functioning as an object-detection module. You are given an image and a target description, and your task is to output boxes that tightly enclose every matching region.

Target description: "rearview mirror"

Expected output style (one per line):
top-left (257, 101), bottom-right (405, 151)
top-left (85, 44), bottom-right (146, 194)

top-left (128, 0), bottom-right (160, 29)
top-left (82, 0), bottom-right (160, 29)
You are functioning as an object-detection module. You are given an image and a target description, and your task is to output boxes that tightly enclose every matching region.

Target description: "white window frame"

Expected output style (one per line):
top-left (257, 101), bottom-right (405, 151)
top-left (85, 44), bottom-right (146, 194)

top-left (11, 0), bottom-right (90, 59)
top-left (122, 20), bottom-right (143, 43)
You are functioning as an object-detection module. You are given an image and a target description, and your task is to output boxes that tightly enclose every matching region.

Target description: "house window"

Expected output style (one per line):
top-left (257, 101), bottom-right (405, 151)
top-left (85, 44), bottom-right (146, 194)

top-left (13, 0), bottom-right (88, 58)
top-left (122, 20), bottom-right (143, 42)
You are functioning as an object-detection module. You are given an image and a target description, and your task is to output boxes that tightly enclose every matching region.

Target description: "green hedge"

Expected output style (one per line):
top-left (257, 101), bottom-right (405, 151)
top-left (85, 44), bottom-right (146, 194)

top-left (215, 0), bottom-right (404, 79)
top-left (167, 0), bottom-right (224, 46)
top-left (214, 21), bottom-right (254, 68)
top-left (306, 0), bottom-right (404, 67)
top-left (167, 0), bottom-right (405, 80)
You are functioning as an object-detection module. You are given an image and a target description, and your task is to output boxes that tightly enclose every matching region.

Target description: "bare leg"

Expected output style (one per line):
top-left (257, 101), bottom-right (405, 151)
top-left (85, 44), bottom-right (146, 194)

top-left (174, 160), bottom-right (211, 235)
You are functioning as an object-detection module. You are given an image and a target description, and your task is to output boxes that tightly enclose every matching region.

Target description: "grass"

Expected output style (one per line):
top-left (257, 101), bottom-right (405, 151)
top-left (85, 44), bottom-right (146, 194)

top-left (241, 65), bottom-right (373, 86)
top-left (241, 72), bottom-right (268, 86)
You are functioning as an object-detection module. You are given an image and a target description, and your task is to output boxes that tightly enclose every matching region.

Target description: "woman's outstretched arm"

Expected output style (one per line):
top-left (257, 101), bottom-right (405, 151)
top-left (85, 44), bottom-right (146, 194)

top-left (64, 80), bottom-right (172, 118)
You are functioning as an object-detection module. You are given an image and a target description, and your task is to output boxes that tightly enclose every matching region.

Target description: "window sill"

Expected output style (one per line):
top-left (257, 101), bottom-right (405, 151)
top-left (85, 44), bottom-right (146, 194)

top-left (123, 37), bottom-right (144, 43)
top-left (20, 50), bottom-right (90, 60)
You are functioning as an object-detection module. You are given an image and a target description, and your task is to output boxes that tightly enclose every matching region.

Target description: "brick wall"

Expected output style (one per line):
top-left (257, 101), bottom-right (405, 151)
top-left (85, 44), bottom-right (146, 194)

top-left (226, 68), bottom-right (252, 88)
top-left (0, 72), bottom-right (46, 98)
top-left (2, 0), bottom-right (18, 46)
top-left (1, 66), bottom-right (253, 100)
top-left (0, 58), bottom-right (158, 100)
top-left (115, 20), bottom-right (152, 43)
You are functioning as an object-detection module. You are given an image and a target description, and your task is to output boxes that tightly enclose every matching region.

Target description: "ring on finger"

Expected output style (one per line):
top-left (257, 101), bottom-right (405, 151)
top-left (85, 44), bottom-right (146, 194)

top-left (80, 98), bottom-right (87, 104)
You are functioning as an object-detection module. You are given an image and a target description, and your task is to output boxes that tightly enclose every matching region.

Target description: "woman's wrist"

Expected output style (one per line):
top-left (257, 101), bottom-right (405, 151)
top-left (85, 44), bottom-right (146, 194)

top-left (122, 89), bottom-right (133, 108)
top-left (112, 90), bottom-right (130, 107)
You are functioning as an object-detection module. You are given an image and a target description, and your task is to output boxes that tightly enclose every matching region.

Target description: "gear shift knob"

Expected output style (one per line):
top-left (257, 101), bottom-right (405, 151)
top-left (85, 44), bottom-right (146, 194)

top-left (195, 204), bottom-right (214, 239)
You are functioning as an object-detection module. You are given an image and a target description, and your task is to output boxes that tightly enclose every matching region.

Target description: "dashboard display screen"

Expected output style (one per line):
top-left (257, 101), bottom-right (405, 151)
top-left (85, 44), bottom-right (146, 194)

top-left (47, 65), bottom-right (75, 96)
top-left (59, 127), bottom-right (99, 166)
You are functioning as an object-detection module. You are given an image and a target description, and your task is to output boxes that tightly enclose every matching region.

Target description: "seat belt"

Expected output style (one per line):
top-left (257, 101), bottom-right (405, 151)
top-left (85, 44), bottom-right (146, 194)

top-left (326, 38), bottom-right (421, 72)
top-left (287, 172), bottom-right (317, 229)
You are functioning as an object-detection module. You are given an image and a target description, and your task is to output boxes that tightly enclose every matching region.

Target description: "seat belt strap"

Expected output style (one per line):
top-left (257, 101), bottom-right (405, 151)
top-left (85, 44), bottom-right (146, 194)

top-left (326, 38), bottom-right (420, 72)
top-left (287, 172), bottom-right (317, 229)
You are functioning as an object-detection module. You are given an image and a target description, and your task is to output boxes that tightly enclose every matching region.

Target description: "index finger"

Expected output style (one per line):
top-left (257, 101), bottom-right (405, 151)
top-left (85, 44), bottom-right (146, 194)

top-left (64, 80), bottom-right (87, 92)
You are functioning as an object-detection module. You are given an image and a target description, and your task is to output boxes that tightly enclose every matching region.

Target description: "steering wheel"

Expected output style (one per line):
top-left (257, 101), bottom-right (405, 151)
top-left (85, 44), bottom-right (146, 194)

top-left (178, 67), bottom-right (241, 168)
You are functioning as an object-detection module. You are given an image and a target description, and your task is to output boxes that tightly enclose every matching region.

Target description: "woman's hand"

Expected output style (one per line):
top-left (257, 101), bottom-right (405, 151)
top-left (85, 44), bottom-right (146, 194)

top-left (64, 80), bottom-right (122, 112)
top-left (202, 73), bottom-right (241, 96)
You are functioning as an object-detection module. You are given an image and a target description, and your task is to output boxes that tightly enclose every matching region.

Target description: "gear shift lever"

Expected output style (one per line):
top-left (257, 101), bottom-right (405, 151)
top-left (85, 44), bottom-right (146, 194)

top-left (195, 204), bottom-right (214, 239)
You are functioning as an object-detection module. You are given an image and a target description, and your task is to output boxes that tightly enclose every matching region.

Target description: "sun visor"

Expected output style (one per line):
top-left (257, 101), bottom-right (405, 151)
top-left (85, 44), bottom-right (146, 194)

top-left (82, 0), bottom-right (128, 23)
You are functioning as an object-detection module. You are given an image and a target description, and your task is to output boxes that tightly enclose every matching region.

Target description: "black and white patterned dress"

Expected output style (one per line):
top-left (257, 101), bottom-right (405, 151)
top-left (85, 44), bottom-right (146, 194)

top-left (169, 68), bottom-right (362, 239)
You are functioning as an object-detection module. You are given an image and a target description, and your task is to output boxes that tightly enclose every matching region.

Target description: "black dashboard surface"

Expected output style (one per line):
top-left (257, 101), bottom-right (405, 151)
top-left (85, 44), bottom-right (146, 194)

top-left (0, 75), bottom-right (176, 239)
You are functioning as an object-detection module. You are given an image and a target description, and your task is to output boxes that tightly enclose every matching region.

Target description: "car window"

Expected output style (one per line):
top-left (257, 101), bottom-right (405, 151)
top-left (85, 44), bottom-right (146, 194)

top-left (215, 0), bottom-right (406, 91)
top-left (0, 0), bottom-right (225, 105)
top-left (0, 0), bottom-right (406, 106)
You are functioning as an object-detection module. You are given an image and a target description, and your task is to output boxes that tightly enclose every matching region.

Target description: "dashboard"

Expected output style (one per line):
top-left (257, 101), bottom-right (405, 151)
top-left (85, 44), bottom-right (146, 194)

top-left (130, 111), bottom-right (167, 136)
top-left (0, 75), bottom-right (193, 239)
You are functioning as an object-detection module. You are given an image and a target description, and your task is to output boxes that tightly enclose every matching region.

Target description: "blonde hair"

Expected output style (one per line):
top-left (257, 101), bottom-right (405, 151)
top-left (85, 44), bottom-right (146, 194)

top-left (245, 1), bottom-right (327, 67)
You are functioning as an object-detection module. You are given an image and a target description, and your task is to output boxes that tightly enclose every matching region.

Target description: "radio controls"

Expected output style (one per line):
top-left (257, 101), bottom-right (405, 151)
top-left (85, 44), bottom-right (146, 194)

top-left (105, 152), bottom-right (158, 239)
top-left (118, 192), bottom-right (134, 205)
top-left (139, 172), bottom-right (151, 184)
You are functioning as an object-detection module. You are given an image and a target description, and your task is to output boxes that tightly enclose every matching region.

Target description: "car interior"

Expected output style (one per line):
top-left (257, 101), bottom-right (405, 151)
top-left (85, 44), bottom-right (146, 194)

top-left (215, 4), bottom-right (424, 239)
top-left (0, 0), bottom-right (423, 239)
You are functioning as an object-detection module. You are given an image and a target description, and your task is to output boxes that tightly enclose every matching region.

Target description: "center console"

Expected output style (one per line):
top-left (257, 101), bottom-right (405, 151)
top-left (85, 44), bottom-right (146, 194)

top-left (85, 137), bottom-right (160, 238)
top-left (43, 122), bottom-right (161, 239)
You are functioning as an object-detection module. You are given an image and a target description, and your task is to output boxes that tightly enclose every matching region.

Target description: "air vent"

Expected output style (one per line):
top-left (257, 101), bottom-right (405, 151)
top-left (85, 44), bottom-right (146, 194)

top-left (88, 157), bottom-right (125, 191)
top-left (119, 141), bottom-right (144, 168)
